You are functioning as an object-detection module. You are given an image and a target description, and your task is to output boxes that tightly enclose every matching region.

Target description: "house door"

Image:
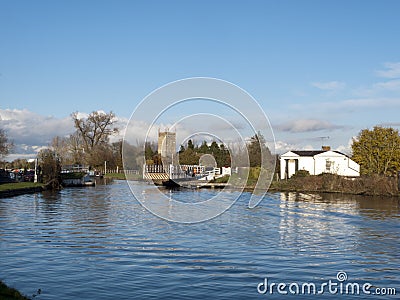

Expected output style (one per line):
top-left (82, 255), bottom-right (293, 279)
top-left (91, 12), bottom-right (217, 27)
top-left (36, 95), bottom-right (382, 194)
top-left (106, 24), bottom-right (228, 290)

top-left (287, 159), bottom-right (298, 178)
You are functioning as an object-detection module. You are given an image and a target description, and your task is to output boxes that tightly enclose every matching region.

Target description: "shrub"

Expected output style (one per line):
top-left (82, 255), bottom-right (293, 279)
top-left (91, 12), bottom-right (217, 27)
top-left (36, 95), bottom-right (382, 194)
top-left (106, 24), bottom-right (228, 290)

top-left (292, 169), bottom-right (310, 178)
top-left (210, 175), bottom-right (230, 183)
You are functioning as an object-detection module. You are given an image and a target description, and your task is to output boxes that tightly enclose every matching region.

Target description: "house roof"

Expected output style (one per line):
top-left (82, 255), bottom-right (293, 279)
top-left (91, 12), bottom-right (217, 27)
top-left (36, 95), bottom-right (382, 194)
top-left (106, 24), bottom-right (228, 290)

top-left (292, 150), bottom-right (325, 156)
top-left (285, 150), bottom-right (350, 158)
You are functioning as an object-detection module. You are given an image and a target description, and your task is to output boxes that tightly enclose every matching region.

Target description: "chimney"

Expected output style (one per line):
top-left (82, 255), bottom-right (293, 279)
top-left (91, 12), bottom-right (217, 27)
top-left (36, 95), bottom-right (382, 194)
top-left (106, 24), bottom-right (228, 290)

top-left (322, 145), bottom-right (331, 151)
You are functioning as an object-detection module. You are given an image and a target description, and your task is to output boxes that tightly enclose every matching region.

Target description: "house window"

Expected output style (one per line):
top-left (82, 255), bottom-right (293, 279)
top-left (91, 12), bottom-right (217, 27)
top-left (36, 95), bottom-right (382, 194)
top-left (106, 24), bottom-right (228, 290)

top-left (326, 160), bottom-right (332, 172)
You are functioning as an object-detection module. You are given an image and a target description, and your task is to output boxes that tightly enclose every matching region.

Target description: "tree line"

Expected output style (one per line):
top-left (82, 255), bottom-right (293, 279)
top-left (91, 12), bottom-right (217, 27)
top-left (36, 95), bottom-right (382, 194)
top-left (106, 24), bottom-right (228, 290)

top-left (0, 111), bottom-right (126, 186)
top-left (144, 133), bottom-right (274, 169)
top-left (144, 139), bottom-right (232, 167)
top-left (47, 111), bottom-right (121, 169)
top-left (1, 115), bottom-right (400, 182)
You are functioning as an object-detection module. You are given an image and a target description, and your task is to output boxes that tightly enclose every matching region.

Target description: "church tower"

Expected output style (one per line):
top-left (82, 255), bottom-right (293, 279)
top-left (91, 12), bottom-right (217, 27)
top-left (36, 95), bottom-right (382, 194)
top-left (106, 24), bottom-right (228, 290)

top-left (158, 129), bottom-right (176, 165)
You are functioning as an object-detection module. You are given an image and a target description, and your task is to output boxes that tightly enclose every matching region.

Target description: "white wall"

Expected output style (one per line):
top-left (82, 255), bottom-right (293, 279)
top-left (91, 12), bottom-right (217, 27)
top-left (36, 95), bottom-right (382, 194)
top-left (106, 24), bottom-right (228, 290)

top-left (298, 157), bottom-right (315, 175)
top-left (280, 152), bottom-right (316, 179)
top-left (221, 167), bottom-right (231, 176)
top-left (280, 152), bottom-right (301, 179)
top-left (314, 151), bottom-right (360, 177)
top-left (280, 157), bottom-right (287, 179)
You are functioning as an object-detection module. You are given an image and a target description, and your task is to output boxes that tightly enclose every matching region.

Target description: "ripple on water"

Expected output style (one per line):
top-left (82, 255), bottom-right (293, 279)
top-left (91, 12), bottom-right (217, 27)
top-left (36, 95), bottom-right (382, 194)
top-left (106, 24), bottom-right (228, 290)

top-left (0, 182), bottom-right (398, 299)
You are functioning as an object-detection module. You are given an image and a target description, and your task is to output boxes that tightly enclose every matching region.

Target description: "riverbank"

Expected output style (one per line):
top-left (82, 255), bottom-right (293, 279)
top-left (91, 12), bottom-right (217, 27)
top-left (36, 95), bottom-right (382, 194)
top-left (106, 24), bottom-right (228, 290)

top-left (0, 182), bottom-right (44, 198)
top-left (3, 173), bottom-right (397, 199)
top-left (0, 281), bottom-right (30, 300)
top-left (269, 173), bottom-right (400, 197)
top-left (140, 171), bottom-right (400, 197)
top-left (104, 172), bottom-right (126, 180)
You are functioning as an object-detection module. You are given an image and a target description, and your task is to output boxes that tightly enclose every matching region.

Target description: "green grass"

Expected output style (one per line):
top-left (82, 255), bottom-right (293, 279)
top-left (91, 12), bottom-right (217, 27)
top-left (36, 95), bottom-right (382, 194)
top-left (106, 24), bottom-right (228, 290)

top-left (228, 170), bottom-right (259, 188)
top-left (0, 281), bottom-right (30, 300)
top-left (0, 182), bottom-right (44, 192)
top-left (209, 175), bottom-right (230, 183)
top-left (105, 172), bottom-right (143, 181)
top-left (104, 172), bottom-right (126, 180)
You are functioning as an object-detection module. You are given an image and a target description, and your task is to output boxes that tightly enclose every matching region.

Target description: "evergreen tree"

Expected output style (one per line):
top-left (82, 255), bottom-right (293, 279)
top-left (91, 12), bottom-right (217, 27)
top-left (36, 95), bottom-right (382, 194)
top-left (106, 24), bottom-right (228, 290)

top-left (38, 148), bottom-right (61, 188)
top-left (199, 140), bottom-right (209, 153)
top-left (247, 132), bottom-right (272, 168)
top-left (179, 145), bottom-right (185, 153)
top-left (187, 139), bottom-right (194, 150)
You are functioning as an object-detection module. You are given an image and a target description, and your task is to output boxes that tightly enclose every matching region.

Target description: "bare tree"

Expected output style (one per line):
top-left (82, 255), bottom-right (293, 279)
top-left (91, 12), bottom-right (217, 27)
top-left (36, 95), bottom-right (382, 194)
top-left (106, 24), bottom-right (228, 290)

top-left (71, 111), bottom-right (118, 149)
top-left (66, 132), bottom-right (85, 164)
top-left (71, 111), bottom-right (118, 167)
top-left (51, 136), bottom-right (68, 164)
top-left (0, 128), bottom-right (13, 158)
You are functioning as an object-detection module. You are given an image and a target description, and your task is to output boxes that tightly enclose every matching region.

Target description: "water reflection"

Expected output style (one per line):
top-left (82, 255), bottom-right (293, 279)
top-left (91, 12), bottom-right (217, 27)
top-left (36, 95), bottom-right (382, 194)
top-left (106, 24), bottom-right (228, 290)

top-left (279, 192), bottom-right (399, 219)
top-left (278, 192), bottom-right (360, 255)
top-left (278, 192), bottom-right (400, 280)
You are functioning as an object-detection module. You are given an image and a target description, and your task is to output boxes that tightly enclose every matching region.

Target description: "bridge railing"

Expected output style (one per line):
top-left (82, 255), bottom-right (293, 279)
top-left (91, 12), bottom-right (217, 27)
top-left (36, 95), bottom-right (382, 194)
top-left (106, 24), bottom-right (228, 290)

top-left (145, 164), bottom-right (165, 173)
top-left (102, 169), bottom-right (139, 174)
top-left (144, 164), bottom-right (197, 180)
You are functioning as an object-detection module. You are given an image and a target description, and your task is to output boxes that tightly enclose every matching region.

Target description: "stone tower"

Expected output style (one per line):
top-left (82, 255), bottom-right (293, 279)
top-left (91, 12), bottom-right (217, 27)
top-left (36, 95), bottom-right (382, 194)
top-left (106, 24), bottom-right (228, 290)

top-left (158, 130), bottom-right (176, 165)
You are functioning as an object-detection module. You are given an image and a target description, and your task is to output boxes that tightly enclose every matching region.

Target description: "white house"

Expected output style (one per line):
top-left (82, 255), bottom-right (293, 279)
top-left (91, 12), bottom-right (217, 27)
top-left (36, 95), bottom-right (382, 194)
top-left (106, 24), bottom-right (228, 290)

top-left (280, 149), bottom-right (360, 179)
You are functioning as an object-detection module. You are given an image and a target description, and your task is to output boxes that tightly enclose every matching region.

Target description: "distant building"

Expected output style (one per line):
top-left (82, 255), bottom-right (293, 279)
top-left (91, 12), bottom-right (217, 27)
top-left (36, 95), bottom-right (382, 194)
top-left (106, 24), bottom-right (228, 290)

top-left (280, 148), bottom-right (360, 179)
top-left (158, 130), bottom-right (176, 164)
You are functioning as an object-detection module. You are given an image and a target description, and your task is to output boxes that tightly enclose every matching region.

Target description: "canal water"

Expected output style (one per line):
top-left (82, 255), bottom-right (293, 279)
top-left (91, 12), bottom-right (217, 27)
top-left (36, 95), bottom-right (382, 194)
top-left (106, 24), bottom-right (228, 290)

top-left (0, 180), bottom-right (398, 299)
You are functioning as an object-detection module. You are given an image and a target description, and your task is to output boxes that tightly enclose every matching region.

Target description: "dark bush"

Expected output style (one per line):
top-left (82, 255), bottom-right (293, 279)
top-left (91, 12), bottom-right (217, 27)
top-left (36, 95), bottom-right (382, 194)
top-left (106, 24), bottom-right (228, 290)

top-left (292, 170), bottom-right (310, 178)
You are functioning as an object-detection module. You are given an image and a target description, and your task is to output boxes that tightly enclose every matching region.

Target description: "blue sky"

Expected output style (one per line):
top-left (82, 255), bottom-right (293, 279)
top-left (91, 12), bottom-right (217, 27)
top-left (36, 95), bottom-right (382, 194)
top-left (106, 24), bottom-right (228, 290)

top-left (1, 0), bottom-right (400, 159)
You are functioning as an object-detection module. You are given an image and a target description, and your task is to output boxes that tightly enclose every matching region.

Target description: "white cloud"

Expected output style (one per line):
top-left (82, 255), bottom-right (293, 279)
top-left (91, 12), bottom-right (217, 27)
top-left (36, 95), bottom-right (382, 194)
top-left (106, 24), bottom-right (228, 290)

top-left (377, 122), bottom-right (400, 127)
top-left (303, 144), bottom-right (314, 150)
top-left (317, 97), bottom-right (400, 112)
top-left (0, 109), bottom-right (74, 146)
top-left (373, 79), bottom-right (400, 90)
top-left (274, 140), bottom-right (341, 153)
top-left (4, 144), bottom-right (50, 161)
top-left (0, 109), bottom-right (128, 161)
top-left (335, 138), bottom-right (354, 155)
top-left (5, 153), bottom-right (38, 161)
top-left (276, 119), bottom-right (343, 133)
top-left (311, 81), bottom-right (346, 90)
top-left (346, 97), bottom-right (400, 108)
top-left (274, 140), bottom-right (299, 153)
top-left (376, 62), bottom-right (400, 78)
top-left (0, 110), bottom-right (130, 159)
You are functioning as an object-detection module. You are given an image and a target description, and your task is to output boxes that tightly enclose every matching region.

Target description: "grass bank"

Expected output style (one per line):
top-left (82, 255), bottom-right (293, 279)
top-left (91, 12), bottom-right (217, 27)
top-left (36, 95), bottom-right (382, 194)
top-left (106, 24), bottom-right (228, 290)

top-left (270, 173), bottom-right (400, 197)
top-left (0, 281), bottom-right (30, 300)
top-left (105, 172), bottom-right (142, 181)
top-left (211, 169), bottom-right (399, 197)
top-left (104, 172), bottom-right (126, 180)
top-left (0, 182), bottom-right (43, 192)
top-left (0, 182), bottom-right (44, 198)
